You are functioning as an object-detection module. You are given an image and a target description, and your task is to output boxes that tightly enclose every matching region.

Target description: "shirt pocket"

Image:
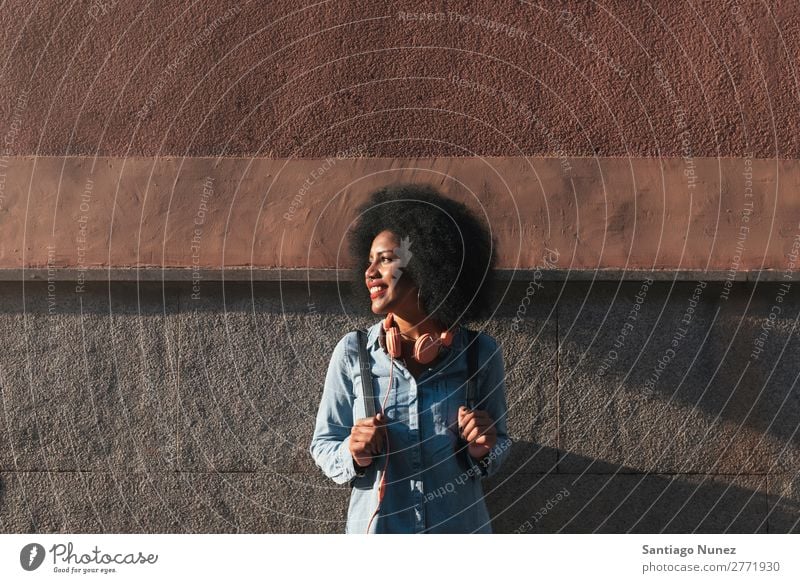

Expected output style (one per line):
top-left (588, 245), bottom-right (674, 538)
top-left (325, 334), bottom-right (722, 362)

top-left (380, 374), bottom-right (403, 422)
top-left (430, 379), bottom-right (461, 436)
top-left (427, 379), bottom-right (461, 463)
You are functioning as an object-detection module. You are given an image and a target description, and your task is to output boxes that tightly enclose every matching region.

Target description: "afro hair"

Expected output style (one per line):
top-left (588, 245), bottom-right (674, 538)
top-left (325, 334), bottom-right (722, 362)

top-left (347, 183), bottom-right (498, 327)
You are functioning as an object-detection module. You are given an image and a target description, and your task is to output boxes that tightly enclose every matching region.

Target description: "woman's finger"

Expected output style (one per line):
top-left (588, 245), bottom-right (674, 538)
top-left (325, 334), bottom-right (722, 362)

top-left (466, 420), bottom-right (497, 442)
top-left (461, 416), bottom-right (492, 440)
top-left (460, 417), bottom-right (478, 439)
top-left (466, 426), bottom-right (484, 443)
top-left (474, 434), bottom-right (496, 446)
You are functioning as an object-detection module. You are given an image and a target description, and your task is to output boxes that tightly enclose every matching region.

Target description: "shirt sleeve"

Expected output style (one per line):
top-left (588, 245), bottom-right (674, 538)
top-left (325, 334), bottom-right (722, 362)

top-left (309, 332), bottom-right (360, 485)
top-left (466, 334), bottom-right (512, 480)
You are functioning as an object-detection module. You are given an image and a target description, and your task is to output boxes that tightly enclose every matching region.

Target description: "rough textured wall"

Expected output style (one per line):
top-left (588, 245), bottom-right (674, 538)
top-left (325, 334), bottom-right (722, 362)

top-left (0, 281), bottom-right (796, 533)
top-left (0, 0), bottom-right (797, 158)
top-left (0, 0), bottom-right (798, 535)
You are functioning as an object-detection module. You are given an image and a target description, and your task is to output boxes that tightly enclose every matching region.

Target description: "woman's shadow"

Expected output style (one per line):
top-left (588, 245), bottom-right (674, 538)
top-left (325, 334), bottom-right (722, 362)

top-left (483, 442), bottom-right (798, 533)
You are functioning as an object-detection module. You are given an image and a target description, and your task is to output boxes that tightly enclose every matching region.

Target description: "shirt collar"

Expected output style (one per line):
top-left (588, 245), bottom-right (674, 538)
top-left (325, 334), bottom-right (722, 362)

top-left (367, 320), bottom-right (382, 351)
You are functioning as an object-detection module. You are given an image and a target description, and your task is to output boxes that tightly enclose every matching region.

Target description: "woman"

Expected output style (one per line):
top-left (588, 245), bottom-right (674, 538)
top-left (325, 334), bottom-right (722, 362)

top-left (309, 183), bottom-right (511, 533)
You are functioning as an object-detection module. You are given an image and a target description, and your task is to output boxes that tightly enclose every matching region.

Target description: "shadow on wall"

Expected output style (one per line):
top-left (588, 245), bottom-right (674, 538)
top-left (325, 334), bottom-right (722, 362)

top-left (485, 443), bottom-right (798, 534)
top-left (553, 281), bottom-right (800, 465)
top-left (0, 280), bottom-right (797, 534)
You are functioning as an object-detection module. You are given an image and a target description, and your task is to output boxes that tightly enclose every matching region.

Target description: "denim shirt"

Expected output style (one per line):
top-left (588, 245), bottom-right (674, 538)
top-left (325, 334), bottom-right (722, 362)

top-left (309, 321), bottom-right (512, 533)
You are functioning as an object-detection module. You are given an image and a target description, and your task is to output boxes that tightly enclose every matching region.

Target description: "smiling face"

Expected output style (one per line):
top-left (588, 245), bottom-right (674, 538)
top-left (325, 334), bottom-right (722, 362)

top-left (364, 229), bottom-right (418, 315)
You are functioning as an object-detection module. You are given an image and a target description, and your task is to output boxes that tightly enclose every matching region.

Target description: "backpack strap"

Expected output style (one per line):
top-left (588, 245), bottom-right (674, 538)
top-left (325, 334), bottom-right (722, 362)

top-left (354, 329), bottom-right (376, 418)
top-left (465, 329), bottom-right (480, 410)
top-left (457, 328), bottom-right (483, 474)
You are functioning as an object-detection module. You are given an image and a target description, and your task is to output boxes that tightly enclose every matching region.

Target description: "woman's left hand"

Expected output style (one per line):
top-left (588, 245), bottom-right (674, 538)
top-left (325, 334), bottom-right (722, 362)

top-left (457, 406), bottom-right (497, 460)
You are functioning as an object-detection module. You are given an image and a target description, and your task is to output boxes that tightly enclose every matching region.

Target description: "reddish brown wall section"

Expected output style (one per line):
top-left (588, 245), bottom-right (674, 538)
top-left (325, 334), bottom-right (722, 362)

top-left (1, 2), bottom-right (799, 275)
top-left (0, 1), bottom-right (798, 158)
top-left (1, 156), bottom-right (798, 274)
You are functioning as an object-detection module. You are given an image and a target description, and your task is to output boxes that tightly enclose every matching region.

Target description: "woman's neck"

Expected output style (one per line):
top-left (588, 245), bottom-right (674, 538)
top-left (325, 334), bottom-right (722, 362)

top-left (391, 311), bottom-right (447, 340)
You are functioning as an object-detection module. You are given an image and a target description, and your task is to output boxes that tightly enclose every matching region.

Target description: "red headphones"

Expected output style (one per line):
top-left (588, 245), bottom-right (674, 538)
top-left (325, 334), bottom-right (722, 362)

top-left (378, 312), bottom-right (456, 364)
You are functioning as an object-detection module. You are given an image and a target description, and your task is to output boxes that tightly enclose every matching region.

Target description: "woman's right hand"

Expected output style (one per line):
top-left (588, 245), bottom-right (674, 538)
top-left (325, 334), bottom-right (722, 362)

top-left (349, 413), bottom-right (387, 467)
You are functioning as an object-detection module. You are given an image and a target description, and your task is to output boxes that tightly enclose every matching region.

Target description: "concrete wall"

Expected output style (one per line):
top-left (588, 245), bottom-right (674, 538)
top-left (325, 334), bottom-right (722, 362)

top-left (0, 279), bottom-right (796, 533)
top-left (0, 0), bottom-right (798, 533)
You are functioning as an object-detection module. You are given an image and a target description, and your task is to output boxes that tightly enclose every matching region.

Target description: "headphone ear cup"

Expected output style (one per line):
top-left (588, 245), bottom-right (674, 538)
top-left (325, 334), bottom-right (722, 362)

top-left (385, 326), bottom-right (402, 358)
top-left (441, 329), bottom-right (454, 348)
top-left (414, 333), bottom-right (439, 364)
top-left (382, 312), bottom-right (402, 358)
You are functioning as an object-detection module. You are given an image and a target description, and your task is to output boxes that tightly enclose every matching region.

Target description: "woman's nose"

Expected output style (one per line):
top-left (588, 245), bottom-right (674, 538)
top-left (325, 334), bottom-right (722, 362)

top-left (365, 260), bottom-right (380, 279)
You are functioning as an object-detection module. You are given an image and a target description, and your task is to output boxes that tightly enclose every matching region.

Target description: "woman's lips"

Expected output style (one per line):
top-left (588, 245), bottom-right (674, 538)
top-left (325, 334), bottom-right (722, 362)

top-left (369, 285), bottom-right (388, 299)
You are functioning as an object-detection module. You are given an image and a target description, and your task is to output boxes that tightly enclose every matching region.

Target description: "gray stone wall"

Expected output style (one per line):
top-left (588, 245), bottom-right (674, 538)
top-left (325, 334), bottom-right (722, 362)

top-left (0, 280), bottom-right (797, 533)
